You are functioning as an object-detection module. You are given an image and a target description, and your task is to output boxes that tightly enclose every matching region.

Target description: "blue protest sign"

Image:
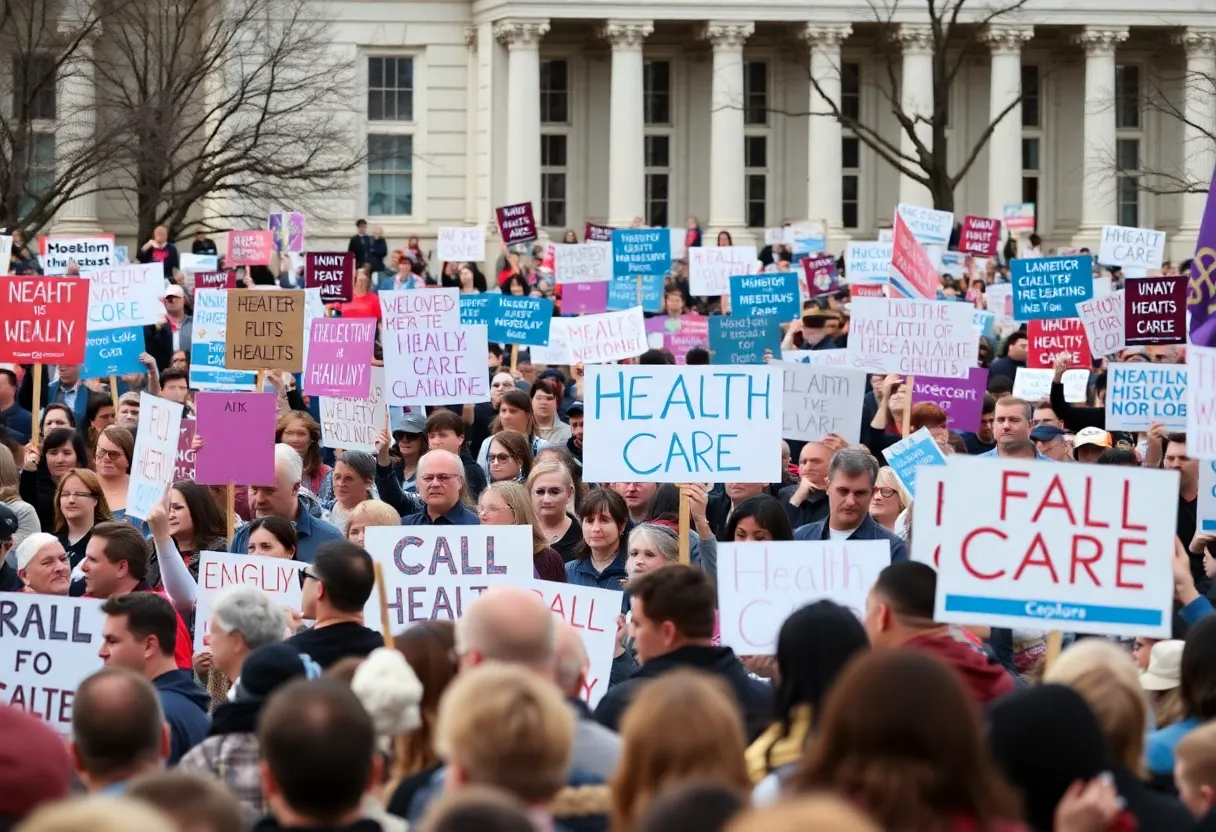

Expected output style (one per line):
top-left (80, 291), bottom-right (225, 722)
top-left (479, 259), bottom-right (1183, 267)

top-left (487, 296), bottom-right (554, 347)
top-left (708, 315), bottom-right (782, 365)
top-left (1011, 255), bottom-right (1093, 320)
top-left (612, 228), bottom-right (671, 279)
top-left (730, 272), bottom-right (800, 321)
top-left (607, 272), bottom-right (663, 313)
top-left (881, 427), bottom-right (947, 498)
top-left (460, 293), bottom-right (496, 326)
top-left (82, 327), bottom-right (145, 379)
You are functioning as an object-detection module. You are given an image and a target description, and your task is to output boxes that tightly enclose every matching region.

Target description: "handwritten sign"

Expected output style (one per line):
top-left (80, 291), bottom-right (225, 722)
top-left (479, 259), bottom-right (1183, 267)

top-left (559, 281), bottom-right (609, 316)
top-left (582, 365), bottom-right (781, 483)
top-left (487, 296), bottom-right (554, 347)
top-left (194, 392), bottom-right (278, 485)
top-left (585, 222), bottom-right (613, 242)
top-left (558, 307), bottom-right (647, 364)
top-left (175, 419), bottom-right (196, 480)
top-left (531, 583), bottom-right (618, 706)
top-left (495, 203), bottom-right (537, 245)
top-left (882, 427), bottom-right (947, 498)
top-left (1011, 255), bottom-right (1094, 320)
top-left (87, 264), bottom-right (163, 330)
top-left (459, 293), bottom-right (495, 326)
top-left (226, 289), bottom-right (305, 372)
top-left (305, 318), bottom-right (375, 398)
top-left (38, 234), bottom-right (115, 274)
top-left (687, 246), bottom-right (758, 296)
top-left (959, 216), bottom-right (1001, 257)
top-left (194, 552), bottom-right (304, 651)
top-left (846, 297), bottom-right (978, 379)
top-left (613, 229), bottom-right (672, 281)
top-left (126, 393), bottom-right (185, 521)
top-left (1191, 347), bottom-right (1216, 460)
top-left (1076, 291), bottom-right (1126, 358)
top-left (437, 227), bottom-right (486, 262)
top-left (305, 253), bottom-right (355, 304)
top-left (1004, 202), bottom-right (1036, 233)
top-left (897, 204), bottom-right (954, 246)
top-left (607, 271), bottom-right (663, 313)
top-left (320, 366), bottom-right (387, 453)
top-left (844, 241), bottom-right (892, 291)
top-left (1125, 275), bottom-right (1186, 346)
top-left (790, 221), bottom-right (828, 257)
top-left (708, 315), bottom-right (781, 366)
top-left (0, 595), bottom-right (105, 734)
top-left (911, 368), bottom-right (989, 432)
top-left (189, 289), bottom-right (257, 392)
top-left (889, 210), bottom-right (940, 299)
top-left (764, 227), bottom-right (795, 246)
top-left (0, 276), bottom-right (88, 363)
top-left (194, 270), bottom-right (237, 296)
top-left (227, 230), bottom-right (274, 267)
top-left (730, 272), bottom-right (799, 322)
top-left (914, 456), bottom-right (1179, 638)
top-left (716, 541), bottom-right (888, 654)
top-left (267, 212), bottom-right (305, 253)
top-left (1099, 225), bottom-right (1166, 271)
top-left (1026, 318), bottom-right (1089, 369)
top-left (801, 255), bottom-right (840, 298)
top-left (1105, 363), bottom-right (1187, 432)
top-left (381, 289), bottom-right (489, 406)
top-left (553, 242), bottom-right (611, 284)
top-left (82, 327), bottom-right (145, 379)
top-left (774, 361), bottom-right (865, 443)
top-left (1013, 368), bottom-right (1089, 404)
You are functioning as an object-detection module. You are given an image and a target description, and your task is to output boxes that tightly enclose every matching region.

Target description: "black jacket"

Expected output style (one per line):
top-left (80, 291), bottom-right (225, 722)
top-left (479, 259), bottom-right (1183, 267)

top-left (1113, 765), bottom-right (1194, 832)
top-left (777, 483), bottom-right (830, 529)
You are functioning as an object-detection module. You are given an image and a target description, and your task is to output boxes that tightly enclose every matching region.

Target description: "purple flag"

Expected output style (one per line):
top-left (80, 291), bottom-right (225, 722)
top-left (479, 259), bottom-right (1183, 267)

top-left (1189, 169), bottom-right (1216, 346)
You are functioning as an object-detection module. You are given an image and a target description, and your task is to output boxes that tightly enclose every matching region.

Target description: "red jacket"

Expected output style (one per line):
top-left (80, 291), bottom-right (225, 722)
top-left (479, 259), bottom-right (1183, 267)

top-left (903, 631), bottom-right (1015, 705)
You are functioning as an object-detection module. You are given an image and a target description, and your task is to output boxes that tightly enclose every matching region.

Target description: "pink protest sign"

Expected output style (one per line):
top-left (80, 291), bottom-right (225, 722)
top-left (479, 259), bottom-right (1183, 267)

top-left (496, 202), bottom-right (538, 245)
top-left (194, 392), bottom-right (278, 485)
top-left (1027, 318), bottom-right (1090, 369)
top-left (227, 231), bottom-right (274, 266)
top-left (911, 368), bottom-right (989, 432)
top-left (889, 212), bottom-right (939, 299)
top-left (305, 318), bottom-right (376, 398)
top-left (959, 216), bottom-right (1001, 257)
top-left (560, 281), bottom-right (609, 316)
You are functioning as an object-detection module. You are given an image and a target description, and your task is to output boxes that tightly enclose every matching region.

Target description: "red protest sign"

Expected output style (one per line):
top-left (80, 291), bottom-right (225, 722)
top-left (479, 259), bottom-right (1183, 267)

top-left (1027, 318), bottom-right (1090, 369)
top-left (890, 211), bottom-right (939, 299)
top-left (0, 276), bottom-right (89, 363)
top-left (584, 222), bottom-right (613, 243)
top-left (227, 230), bottom-right (274, 266)
top-left (305, 252), bottom-right (355, 303)
top-left (496, 202), bottom-right (538, 245)
top-left (801, 255), bottom-right (839, 298)
top-left (850, 283), bottom-right (886, 298)
top-left (193, 270), bottom-right (237, 298)
top-left (959, 216), bottom-right (1000, 257)
top-left (1125, 275), bottom-right (1186, 346)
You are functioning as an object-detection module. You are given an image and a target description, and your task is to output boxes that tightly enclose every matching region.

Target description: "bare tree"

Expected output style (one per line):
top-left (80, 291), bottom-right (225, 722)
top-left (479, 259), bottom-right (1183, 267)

top-left (93, 0), bottom-right (363, 243)
top-left (1115, 62), bottom-right (1215, 196)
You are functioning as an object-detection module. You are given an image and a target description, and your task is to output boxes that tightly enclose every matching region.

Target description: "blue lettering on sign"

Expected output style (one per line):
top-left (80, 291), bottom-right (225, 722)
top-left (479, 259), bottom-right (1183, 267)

top-left (485, 296), bottom-right (554, 347)
top-left (460, 294), bottom-right (495, 326)
top-left (708, 315), bottom-right (781, 365)
top-left (730, 272), bottom-right (800, 322)
top-left (607, 271), bottom-right (664, 313)
top-left (943, 594), bottom-right (1163, 626)
top-left (611, 229), bottom-right (672, 281)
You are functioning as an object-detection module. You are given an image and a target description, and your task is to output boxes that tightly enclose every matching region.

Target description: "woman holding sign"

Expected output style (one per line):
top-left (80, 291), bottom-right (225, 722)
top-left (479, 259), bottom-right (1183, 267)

top-left (21, 428), bottom-right (90, 531)
top-left (146, 481), bottom-right (229, 593)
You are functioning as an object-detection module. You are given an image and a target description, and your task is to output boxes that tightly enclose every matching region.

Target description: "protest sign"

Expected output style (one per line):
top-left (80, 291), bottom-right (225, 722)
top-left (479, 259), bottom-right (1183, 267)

top-left (730, 272), bottom-right (799, 321)
top-left (189, 289), bottom-right (257, 391)
top-left (0, 595), bottom-right (105, 734)
top-left (560, 281), bottom-right (609, 316)
top-left (889, 211), bottom-right (940, 299)
top-left (38, 234), bottom-right (115, 274)
top-left (305, 253), bottom-right (355, 304)
top-left (437, 227), bottom-right (486, 262)
top-left (1013, 368), bottom-right (1089, 403)
top-left (781, 349), bottom-right (874, 371)
top-left (320, 366), bottom-right (387, 453)
top-left (896, 204), bottom-right (953, 246)
top-left (959, 216), bottom-right (1001, 257)
top-left (773, 361), bottom-right (866, 443)
top-left (180, 253), bottom-right (217, 273)
top-left (530, 583), bottom-right (618, 706)
top-left (0, 235), bottom-right (11, 268)
top-left (175, 419), bottom-right (196, 480)
top-left (1201, 462), bottom-right (1216, 535)
top-left (549, 307), bottom-right (646, 365)
top-left (646, 315), bottom-right (709, 365)
top-left (0, 276), bottom-right (88, 364)
top-left (459, 293), bottom-right (495, 326)
top-left (1004, 202), bottom-right (1036, 233)
top-left (496, 203), bottom-right (537, 244)
top-left (940, 252), bottom-right (970, 278)
top-left (717, 541), bottom-right (888, 654)
top-left (846, 296), bottom-right (978, 379)
top-left (843, 242), bottom-right (892, 290)
top-left (1026, 318), bottom-right (1089, 369)
top-left (488, 296), bottom-right (555, 347)
top-left (1190, 183), bottom-right (1216, 347)
top-left (972, 309), bottom-right (997, 343)
top-left (193, 270), bottom-right (237, 296)
top-left (708, 315), bottom-right (781, 365)
top-left (688, 246), bottom-right (759, 295)
top-left (365, 526), bottom-right (534, 632)
top-left (1104, 363), bottom-right (1186, 432)
top-left (87, 263), bottom-right (163, 330)
top-left (530, 319), bottom-right (572, 365)
top-left (1093, 276), bottom-right (1113, 298)
top-left (126, 393), bottom-right (184, 521)
top-left (790, 221), bottom-right (828, 257)
top-left (1124, 275), bottom-right (1186, 346)
top-left (553, 243), bottom-right (611, 284)
top-left (764, 227), bottom-right (795, 245)
top-left (194, 392), bottom-right (277, 485)
top-left (585, 222), bottom-right (613, 242)
top-left (914, 456), bottom-right (1179, 637)
top-left (226, 289), bottom-right (305, 372)
top-left (613, 228), bottom-right (673, 280)
top-left (267, 212), bottom-right (305, 253)
top-left (911, 368), bottom-right (989, 432)
top-left (882, 427), bottom-right (947, 498)
top-left (1192, 347), bottom-right (1216, 459)
top-left (1011, 255), bottom-right (1094, 320)
top-left (82, 327), bottom-right (145, 379)
top-left (801, 255), bottom-right (840, 298)
top-left (582, 365), bottom-right (781, 483)
top-left (1098, 225), bottom-right (1166, 270)
top-left (987, 283), bottom-right (1015, 328)
top-left (227, 230), bottom-right (274, 266)
top-left (305, 318), bottom-right (375, 398)
top-left (382, 289), bottom-right (489, 406)
top-left (608, 271), bottom-right (663, 313)
top-left (193, 552), bottom-right (304, 650)
top-left (1076, 291), bottom-right (1126, 358)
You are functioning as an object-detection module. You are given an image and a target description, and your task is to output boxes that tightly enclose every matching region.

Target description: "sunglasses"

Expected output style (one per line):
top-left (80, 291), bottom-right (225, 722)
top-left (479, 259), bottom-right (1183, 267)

top-left (298, 567), bottom-right (319, 589)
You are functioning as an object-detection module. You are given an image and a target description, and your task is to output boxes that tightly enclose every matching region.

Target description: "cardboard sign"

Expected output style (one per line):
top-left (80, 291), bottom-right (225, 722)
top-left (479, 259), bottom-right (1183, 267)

top-left (194, 270), bottom-right (237, 296)
top-left (844, 241), bottom-right (892, 289)
top-left (560, 281), bottom-right (609, 316)
top-left (559, 307), bottom-right (647, 364)
top-left (1105, 363), bottom-right (1186, 432)
top-left (364, 526), bottom-right (535, 632)
top-left (613, 229), bottom-right (673, 282)
top-left (194, 392), bottom-right (278, 485)
top-left (1011, 255), bottom-right (1094, 320)
top-left (305, 318), bottom-right (376, 398)
top-left (305, 253), bottom-right (355, 304)
top-left (896, 203), bottom-right (954, 246)
top-left (801, 255), bottom-right (840, 298)
top-left (225, 289), bottom-right (305, 372)
top-left (846, 296), bottom-right (979, 379)
top-left (1026, 318), bottom-right (1089, 369)
top-left (82, 327), bottom-right (145, 379)
top-left (0, 276), bottom-right (89, 363)
top-left (959, 216), bottom-right (1001, 257)
top-left (608, 271), bottom-right (663, 313)
top-left (0, 595), bottom-right (105, 734)
top-left (38, 234), bottom-right (115, 274)
top-left (1099, 225), bottom-right (1166, 271)
top-left (553, 243), bottom-right (612, 284)
top-left (1190, 346), bottom-right (1216, 460)
top-left (911, 368), bottom-right (989, 432)
top-left (1076, 291), bottom-right (1126, 358)
top-left (1125, 275), bottom-right (1186, 346)
top-left (773, 361), bottom-right (866, 443)
top-left (882, 427), bottom-right (947, 498)
top-left (267, 212), bottom-right (305, 253)
top-left (320, 366), bottom-right (387, 453)
top-left (437, 227), bottom-right (486, 262)
top-left (889, 211), bottom-right (940, 299)
top-left (195, 552), bottom-right (304, 650)
top-left (495, 203), bottom-right (538, 245)
top-left (175, 419), bottom-right (197, 480)
top-left (585, 222), bottom-right (613, 242)
top-left (708, 315), bottom-right (781, 365)
top-left (126, 393), bottom-right (185, 521)
top-left (86, 263), bottom-right (163, 331)
top-left (582, 365), bottom-right (782, 483)
top-left (716, 541), bottom-right (888, 654)
top-left (531, 583), bottom-right (618, 707)
top-left (730, 272), bottom-right (799, 322)
top-left (1013, 368), bottom-right (1089, 404)
top-left (914, 457), bottom-right (1179, 638)
top-left (688, 246), bottom-right (759, 296)
top-left (189, 289), bottom-right (257, 392)
top-left (487, 296), bottom-right (555, 347)
top-left (381, 289), bottom-right (489, 406)
top-left (227, 230), bottom-right (274, 266)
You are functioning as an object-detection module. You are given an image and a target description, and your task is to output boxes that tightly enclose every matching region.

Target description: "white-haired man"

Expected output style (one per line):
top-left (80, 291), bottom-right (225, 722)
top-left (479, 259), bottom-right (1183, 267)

top-left (229, 443), bottom-right (343, 561)
top-left (401, 450), bottom-right (480, 525)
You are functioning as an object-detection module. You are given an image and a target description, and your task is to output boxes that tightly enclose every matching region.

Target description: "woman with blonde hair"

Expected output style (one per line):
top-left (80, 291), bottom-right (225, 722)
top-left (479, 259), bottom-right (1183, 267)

top-left (869, 466), bottom-right (909, 535)
top-left (610, 670), bottom-right (751, 832)
top-left (0, 442), bottom-right (40, 548)
top-left (477, 481), bottom-right (565, 582)
top-left (1140, 640), bottom-right (1186, 729)
top-left (345, 499), bottom-right (401, 549)
top-left (275, 411), bottom-right (329, 495)
top-left (528, 458), bottom-right (581, 562)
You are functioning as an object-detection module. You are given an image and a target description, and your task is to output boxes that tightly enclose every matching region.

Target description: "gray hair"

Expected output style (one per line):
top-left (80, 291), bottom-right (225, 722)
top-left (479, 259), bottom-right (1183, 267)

top-left (627, 523), bottom-right (679, 564)
top-left (211, 585), bottom-right (287, 649)
top-left (274, 443), bottom-right (304, 486)
top-left (828, 448), bottom-right (879, 486)
top-left (336, 450), bottom-right (376, 481)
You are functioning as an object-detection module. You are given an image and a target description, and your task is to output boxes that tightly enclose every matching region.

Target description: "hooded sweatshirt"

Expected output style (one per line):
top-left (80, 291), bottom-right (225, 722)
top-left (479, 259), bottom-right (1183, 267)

top-left (903, 630), bottom-right (1016, 705)
top-left (153, 669), bottom-right (212, 764)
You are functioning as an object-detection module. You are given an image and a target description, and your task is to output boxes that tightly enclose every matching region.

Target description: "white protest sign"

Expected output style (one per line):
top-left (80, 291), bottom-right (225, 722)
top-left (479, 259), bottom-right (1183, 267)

top-left (688, 245), bottom-right (759, 296)
top-left (38, 235), bottom-right (116, 274)
top-left (1200, 461), bottom-right (1216, 535)
top-left (0, 595), bottom-right (105, 734)
top-left (1188, 346), bottom-right (1216, 460)
top-left (530, 582), bottom-right (618, 707)
top-left (1093, 276), bottom-right (1113, 298)
top-left (1104, 363), bottom-right (1186, 432)
top-left (194, 552), bottom-right (305, 651)
top-left (364, 526), bottom-right (535, 633)
top-left (87, 263), bottom-right (164, 330)
top-left (0, 235), bottom-right (11, 268)
top-left (716, 541), bottom-right (888, 654)
top-left (561, 307), bottom-right (647, 364)
top-left (582, 364), bottom-right (782, 483)
top-left (299, 286), bottom-right (326, 369)
top-left (320, 366), bottom-right (388, 453)
top-left (1012, 367), bottom-right (1089, 403)
top-left (773, 360), bottom-right (866, 444)
top-left (1076, 291), bottom-right (1126, 358)
top-left (1098, 225), bottom-right (1166, 270)
top-left (437, 227), bottom-right (486, 262)
top-left (914, 456), bottom-right (1179, 638)
top-left (844, 242), bottom-right (893, 286)
top-left (381, 289), bottom-right (489, 406)
top-left (846, 296), bottom-right (978, 379)
top-left (764, 227), bottom-right (795, 246)
top-left (987, 283), bottom-right (1015, 328)
top-left (126, 393), bottom-right (184, 520)
top-left (553, 242), bottom-right (612, 284)
top-left (780, 349), bottom-right (874, 371)
top-left (189, 288), bottom-right (258, 392)
top-left (530, 318), bottom-right (572, 366)
top-left (180, 253), bottom-right (218, 273)
top-left (896, 203), bottom-right (954, 246)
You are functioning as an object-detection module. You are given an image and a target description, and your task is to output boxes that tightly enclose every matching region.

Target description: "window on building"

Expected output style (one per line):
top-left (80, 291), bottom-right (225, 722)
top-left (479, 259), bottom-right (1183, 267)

top-left (1021, 64), bottom-right (1040, 128)
top-left (13, 55), bottom-right (57, 121)
top-left (743, 60), bottom-right (767, 126)
top-left (841, 62), bottom-right (860, 121)
top-left (540, 59), bottom-right (569, 125)
top-left (644, 134), bottom-right (670, 228)
top-left (367, 57), bottom-right (413, 122)
top-left (19, 132), bottom-right (55, 215)
top-left (367, 134), bottom-right (412, 216)
top-left (540, 134), bottom-right (567, 228)
top-left (1021, 136), bottom-right (1040, 232)
top-left (1116, 137), bottom-right (1140, 227)
top-left (842, 136), bottom-right (860, 229)
top-left (643, 60), bottom-right (670, 126)
top-left (744, 135), bottom-right (766, 228)
top-left (1115, 65), bottom-right (1140, 129)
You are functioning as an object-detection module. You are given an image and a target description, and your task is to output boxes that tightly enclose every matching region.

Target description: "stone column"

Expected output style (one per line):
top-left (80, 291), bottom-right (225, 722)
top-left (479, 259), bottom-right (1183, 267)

top-left (52, 28), bottom-right (102, 233)
top-left (464, 27), bottom-right (479, 224)
top-left (1074, 27), bottom-right (1128, 241)
top-left (982, 26), bottom-right (1034, 223)
top-left (893, 25), bottom-right (935, 208)
top-left (703, 21), bottom-right (753, 232)
top-left (803, 24), bottom-right (852, 239)
top-left (1176, 29), bottom-right (1216, 235)
top-left (495, 19), bottom-right (550, 214)
top-left (602, 20), bottom-right (653, 227)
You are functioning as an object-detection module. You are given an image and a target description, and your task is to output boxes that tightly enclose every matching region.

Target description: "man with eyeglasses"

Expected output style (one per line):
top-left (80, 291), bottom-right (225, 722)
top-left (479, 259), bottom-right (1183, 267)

top-left (401, 450), bottom-right (480, 526)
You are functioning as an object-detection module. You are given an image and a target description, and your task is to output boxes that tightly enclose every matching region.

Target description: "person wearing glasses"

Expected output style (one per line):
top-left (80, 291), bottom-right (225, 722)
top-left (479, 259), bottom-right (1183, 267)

top-left (286, 540), bottom-right (383, 668)
top-left (53, 468), bottom-right (113, 592)
top-left (868, 468), bottom-right (910, 537)
top-left (93, 426), bottom-right (136, 522)
top-left (400, 450), bottom-right (480, 526)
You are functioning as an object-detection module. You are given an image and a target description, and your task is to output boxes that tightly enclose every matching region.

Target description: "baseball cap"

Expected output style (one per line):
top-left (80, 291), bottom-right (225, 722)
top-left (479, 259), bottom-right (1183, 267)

top-left (0, 503), bottom-right (18, 543)
top-left (233, 643), bottom-right (322, 703)
top-left (0, 704), bottom-right (73, 819)
top-left (1140, 640), bottom-right (1184, 691)
top-left (162, 284), bottom-right (186, 299)
top-left (391, 406), bottom-right (427, 437)
top-left (567, 401), bottom-right (584, 417)
top-left (1029, 425), bottom-right (1065, 443)
top-left (1073, 427), bottom-right (1112, 450)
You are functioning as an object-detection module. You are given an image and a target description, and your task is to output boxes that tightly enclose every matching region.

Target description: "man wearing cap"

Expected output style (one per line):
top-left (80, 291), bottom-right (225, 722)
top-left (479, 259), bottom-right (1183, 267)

top-left (0, 365), bottom-right (32, 443)
top-left (1072, 426), bottom-right (1112, 463)
top-left (1030, 425), bottom-right (1072, 462)
top-left (160, 284), bottom-right (193, 354)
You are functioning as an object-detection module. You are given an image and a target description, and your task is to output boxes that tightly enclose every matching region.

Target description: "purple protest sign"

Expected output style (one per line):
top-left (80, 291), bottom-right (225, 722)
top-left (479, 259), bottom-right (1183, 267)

top-left (560, 281), bottom-right (608, 316)
top-left (194, 392), bottom-right (278, 485)
top-left (665, 316), bottom-right (709, 364)
top-left (304, 318), bottom-right (376, 398)
top-left (801, 255), bottom-right (839, 298)
top-left (305, 252), bottom-right (355, 303)
top-left (1125, 275), bottom-right (1186, 346)
top-left (958, 216), bottom-right (1000, 257)
top-left (911, 367), bottom-right (989, 432)
top-left (175, 419), bottom-right (196, 481)
top-left (496, 202), bottom-right (537, 245)
top-left (1190, 170), bottom-right (1216, 346)
top-left (584, 223), bottom-right (613, 243)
